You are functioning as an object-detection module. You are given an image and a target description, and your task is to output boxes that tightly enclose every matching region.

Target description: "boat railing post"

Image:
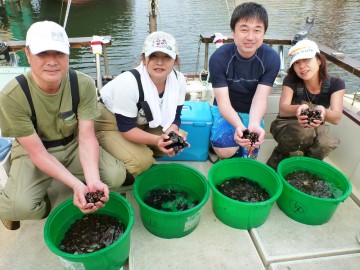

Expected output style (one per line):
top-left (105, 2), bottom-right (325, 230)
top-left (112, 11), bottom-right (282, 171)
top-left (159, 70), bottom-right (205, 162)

top-left (204, 42), bottom-right (209, 71)
top-left (91, 36), bottom-right (110, 94)
top-left (102, 45), bottom-right (110, 78)
top-left (278, 45), bottom-right (286, 76)
top-left (95, 54), bottom-right (102, 92)
top-left (8, 52), bottom-right (19, 67)
top-left (148, 0), bottom-right (157, 33)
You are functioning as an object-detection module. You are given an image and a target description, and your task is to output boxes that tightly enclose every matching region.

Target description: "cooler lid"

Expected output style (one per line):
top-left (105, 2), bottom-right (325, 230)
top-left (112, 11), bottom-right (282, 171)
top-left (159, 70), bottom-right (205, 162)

top-left (180, 101), bottom-right (213, 123)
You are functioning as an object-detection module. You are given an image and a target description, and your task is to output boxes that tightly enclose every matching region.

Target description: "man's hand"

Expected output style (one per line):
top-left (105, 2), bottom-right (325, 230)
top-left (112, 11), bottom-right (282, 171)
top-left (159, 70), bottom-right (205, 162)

top-left (72, 180), bottom-right (109, 213)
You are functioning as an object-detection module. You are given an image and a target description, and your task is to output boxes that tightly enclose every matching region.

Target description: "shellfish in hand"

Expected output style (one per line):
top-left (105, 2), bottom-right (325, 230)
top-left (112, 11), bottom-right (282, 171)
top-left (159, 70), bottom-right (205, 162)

top-left (164, 131), bottom-right (189, 154)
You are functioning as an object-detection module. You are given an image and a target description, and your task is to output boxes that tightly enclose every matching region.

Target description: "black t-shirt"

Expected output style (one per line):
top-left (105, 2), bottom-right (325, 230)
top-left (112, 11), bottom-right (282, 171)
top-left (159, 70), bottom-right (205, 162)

top-left (283, 76), bottom-right (345, 108)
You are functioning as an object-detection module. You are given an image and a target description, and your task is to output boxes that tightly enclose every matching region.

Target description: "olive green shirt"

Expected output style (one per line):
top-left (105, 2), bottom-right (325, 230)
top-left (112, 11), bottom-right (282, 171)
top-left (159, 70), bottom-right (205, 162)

top-left (0, 70), bottom-right (100, 141)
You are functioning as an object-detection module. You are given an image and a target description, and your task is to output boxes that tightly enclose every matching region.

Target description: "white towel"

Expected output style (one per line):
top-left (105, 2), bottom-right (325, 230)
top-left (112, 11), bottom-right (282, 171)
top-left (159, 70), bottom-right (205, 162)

top-left (138, 63), bottom-right (179, 131)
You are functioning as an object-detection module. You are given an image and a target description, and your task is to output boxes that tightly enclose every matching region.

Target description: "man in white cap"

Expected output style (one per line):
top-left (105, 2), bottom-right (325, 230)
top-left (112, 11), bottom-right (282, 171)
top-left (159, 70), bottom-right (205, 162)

top-left (266, 39), bottom-right (345, 170)
top-left (0, 21), bottom-right (126, 230)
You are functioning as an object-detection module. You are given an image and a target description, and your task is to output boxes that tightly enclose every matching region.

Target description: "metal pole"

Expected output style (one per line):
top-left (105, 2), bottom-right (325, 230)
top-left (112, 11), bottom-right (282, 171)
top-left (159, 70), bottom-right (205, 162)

top-left (10, 52), bottom-right (19, 67)
top-left (102, 45), bottom-right (110, 77)
top-left (278, 45), bottom-right (285, 76)
top-left (95, 54), bottom-right (103, 91)
top-left (204, 42), bottom-right (209, 71)
top-left (149, 0), bottom-right (157, 33)
top-left (91, 37), bottom-right (107, 93)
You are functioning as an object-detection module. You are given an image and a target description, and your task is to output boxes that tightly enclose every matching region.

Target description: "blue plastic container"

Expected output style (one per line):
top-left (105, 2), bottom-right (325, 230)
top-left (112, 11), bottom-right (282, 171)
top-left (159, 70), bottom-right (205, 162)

top-left (0, 137), bottom-right (12, 161)
top-left (158, 101), bottom-right (213, 161)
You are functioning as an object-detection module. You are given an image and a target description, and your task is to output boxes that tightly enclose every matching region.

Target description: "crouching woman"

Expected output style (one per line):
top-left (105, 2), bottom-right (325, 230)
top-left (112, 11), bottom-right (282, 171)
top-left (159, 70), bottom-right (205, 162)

top-left (95, 31), bottom-right (188, 181)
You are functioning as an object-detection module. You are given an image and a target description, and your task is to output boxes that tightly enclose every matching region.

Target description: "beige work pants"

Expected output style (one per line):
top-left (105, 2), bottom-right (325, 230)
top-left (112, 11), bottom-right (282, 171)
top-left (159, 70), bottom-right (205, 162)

top-left (0, 138), bottom-right (126, 221)
top-left (94, 103), bottom-right (166, 177)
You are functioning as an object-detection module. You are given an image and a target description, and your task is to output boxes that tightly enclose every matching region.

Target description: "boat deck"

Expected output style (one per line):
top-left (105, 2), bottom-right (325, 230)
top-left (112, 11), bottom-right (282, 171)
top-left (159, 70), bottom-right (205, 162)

top-left (1, 28), bottom-right (360, 269)
top-left (1, 136), bottom-right (360, 270)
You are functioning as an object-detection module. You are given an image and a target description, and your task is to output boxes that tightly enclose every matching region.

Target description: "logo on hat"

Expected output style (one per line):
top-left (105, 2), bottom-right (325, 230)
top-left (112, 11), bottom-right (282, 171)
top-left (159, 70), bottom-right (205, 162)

top-left (290, 46), bottom-right (314, 57)
top-left (288, 40), bottom-right (320, 66)
top-left (51, 31), bottom-right (66, 43)
top-left (143, 31), bottom-right (178, 60)
top-left (152, 38), bottom-right (173, 52)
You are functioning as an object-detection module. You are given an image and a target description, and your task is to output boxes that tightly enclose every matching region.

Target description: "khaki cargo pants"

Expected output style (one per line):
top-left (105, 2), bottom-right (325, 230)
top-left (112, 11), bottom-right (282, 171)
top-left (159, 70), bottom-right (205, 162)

top-left (270, 116), bottom-right (340, 160)
top-left (0, 138), bottom-right (126, 221)
top-left (95, 103), bottom-right (169, 177)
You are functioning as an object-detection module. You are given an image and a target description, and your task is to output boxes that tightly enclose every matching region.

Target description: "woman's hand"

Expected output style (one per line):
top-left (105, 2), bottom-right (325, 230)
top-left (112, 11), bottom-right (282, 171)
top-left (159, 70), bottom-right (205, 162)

top-left (158, 133), bottom-right (176, 156)
top-left (311, 105), bottom-right (326, 127)
top-left (158, 131), bottom-right (189, 157)
top-left (297, 104), bottom-right (311, 127)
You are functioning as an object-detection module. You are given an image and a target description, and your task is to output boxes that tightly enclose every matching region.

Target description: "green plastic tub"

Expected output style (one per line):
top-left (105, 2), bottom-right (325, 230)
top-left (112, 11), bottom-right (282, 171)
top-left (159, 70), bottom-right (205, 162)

top-left (133, 163), bottom-right (210, 238)
top-left (44, 192), bottom-right (134, 270)
top-left (208, 158), bottom-right (283, 230)
top-left (277, 156), bottom-right (352, 225)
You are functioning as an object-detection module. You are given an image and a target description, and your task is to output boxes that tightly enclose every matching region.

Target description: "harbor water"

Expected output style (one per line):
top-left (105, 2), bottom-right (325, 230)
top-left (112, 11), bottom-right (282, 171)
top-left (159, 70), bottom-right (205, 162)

top-left (0, 0), bottom-right (359, 92)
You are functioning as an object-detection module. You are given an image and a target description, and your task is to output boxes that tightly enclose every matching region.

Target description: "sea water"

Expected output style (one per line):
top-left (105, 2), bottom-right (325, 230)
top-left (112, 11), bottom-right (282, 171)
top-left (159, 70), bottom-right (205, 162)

top-left (143, 184), bottom-right (200, 212)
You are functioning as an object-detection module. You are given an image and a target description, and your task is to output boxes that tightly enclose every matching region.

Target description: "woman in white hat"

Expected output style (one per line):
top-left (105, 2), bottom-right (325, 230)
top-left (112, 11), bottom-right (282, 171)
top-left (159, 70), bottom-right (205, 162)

top-left (94, 31), bottom-right (188, 181)
top-left (266, 39), bottom-right (345, 170)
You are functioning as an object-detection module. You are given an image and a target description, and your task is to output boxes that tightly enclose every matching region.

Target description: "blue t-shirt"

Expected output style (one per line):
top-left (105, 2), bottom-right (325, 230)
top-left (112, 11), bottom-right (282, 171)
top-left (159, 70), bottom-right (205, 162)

top-left (209, 42), bottom-right (280, 113)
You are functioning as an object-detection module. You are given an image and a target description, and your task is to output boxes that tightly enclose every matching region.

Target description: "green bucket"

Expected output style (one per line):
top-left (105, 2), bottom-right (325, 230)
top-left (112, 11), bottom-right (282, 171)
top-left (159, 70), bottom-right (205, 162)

top-left (44, 192), bottom-right (134, 270)
top-left (133, 163), bottom-right (210, 238)
top-left (208, 158), bottom-right (283, 230)
top-left (277, 156), bottom-right (352, 225)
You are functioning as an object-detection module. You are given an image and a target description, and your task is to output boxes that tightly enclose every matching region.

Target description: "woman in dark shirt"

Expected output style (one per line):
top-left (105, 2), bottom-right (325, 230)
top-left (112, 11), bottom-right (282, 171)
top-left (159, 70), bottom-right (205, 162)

top-left (266, 39), bottom-right (345, 170)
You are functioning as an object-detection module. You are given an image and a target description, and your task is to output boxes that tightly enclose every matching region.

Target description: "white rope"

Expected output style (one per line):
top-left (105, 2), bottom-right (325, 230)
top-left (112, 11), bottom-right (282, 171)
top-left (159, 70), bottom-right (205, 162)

top-left (225, 0), bottom-right (231, 18)
top-left (225, 0), bottom-right (237, 19)
top-left (63, 0), bottom-right (72, 29)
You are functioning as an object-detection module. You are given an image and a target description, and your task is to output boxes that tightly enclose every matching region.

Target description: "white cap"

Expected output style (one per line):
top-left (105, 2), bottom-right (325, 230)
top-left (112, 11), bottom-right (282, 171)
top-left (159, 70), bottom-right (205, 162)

top-left (142, 31), bottom-right (178, 60)
top-left (26, 21), bottom-right (70, 55)
top-left (288, 39), bottom-right (320, 66)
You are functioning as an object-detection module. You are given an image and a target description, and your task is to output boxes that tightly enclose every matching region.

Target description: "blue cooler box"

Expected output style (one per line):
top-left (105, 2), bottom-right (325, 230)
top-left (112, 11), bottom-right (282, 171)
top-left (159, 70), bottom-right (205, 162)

top-left (0, 137), bottom-right (12, 161)
top-left (158, 101), bottom-right (213, 161)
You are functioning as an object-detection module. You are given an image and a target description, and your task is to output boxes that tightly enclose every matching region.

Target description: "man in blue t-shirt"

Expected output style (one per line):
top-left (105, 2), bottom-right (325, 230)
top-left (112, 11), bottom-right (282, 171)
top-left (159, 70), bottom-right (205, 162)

top-left (209, 2), bottom-right (280, 159)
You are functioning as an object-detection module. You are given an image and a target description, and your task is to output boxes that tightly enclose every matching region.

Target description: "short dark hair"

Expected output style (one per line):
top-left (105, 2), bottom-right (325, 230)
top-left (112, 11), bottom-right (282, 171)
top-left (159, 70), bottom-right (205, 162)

top-left (286, 52), bottom-right (329, 85)
top-left (230, 2), bottom-right (268, 33)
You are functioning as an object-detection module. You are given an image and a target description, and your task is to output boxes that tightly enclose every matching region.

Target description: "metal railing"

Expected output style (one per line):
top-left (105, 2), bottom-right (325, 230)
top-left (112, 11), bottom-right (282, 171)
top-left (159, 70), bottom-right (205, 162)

top-left (1, 36), bottom-right (112, 90)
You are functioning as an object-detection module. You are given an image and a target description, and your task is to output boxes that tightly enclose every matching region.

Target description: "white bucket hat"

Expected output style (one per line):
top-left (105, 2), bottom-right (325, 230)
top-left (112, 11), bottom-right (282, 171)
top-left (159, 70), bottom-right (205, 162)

top-left (142, 31), bottom-right (178, 60)
top-left (288, 39), bottom-right (320, 66)
top-left (26, 21), bottom-right (70, 55)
